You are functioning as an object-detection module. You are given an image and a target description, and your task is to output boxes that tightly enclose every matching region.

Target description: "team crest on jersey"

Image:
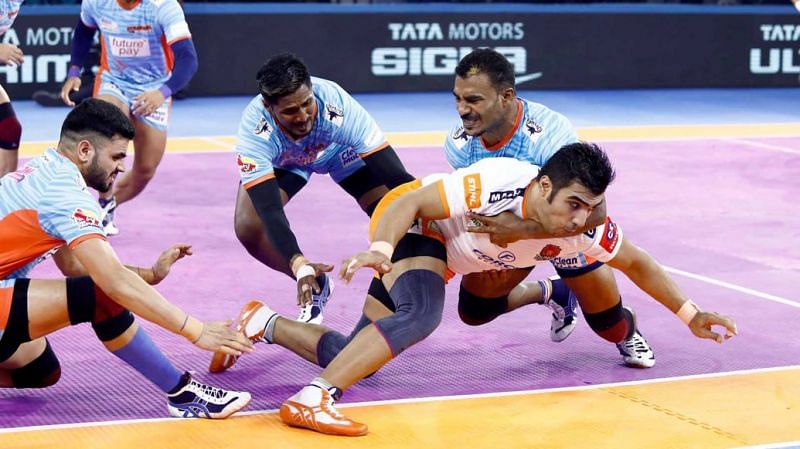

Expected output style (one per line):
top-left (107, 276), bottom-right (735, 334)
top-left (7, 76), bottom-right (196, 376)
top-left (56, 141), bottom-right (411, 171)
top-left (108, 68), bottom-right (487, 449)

top-left (524, 118), bottom-right (543, 143)
top-left (71, 208), bottom-right (102, 230)
top-left (98, 18), bottom-right (119, 33)
top-left (253, 117), bottom-right (273, 141)
top-left (324, 104), bottom-right (344, 127)
top-left (237, 155), bottom-right (258, 174)
top-left (535, 244), bottom-right (562, 261)
top-left (451, 125), bottom-right (470, 149)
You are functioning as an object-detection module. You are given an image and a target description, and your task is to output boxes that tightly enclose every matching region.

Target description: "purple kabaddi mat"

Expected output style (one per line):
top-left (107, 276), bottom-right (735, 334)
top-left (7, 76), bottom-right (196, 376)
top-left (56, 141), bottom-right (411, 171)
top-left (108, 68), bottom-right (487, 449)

top-left (2, 139), bottom-right (799, 428)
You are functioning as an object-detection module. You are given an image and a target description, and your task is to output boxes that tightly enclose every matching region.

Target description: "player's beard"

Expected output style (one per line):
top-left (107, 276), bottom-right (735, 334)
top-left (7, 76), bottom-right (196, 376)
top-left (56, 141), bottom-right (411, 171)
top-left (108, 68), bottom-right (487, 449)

top-left (86, 153), bottom-right (113, 193)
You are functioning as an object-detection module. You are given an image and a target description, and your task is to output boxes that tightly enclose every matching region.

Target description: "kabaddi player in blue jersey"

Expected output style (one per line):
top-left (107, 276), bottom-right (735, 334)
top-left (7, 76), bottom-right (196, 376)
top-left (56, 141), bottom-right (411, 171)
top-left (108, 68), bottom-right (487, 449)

top-left (0, 0), bottom-right (25, 178)
top-left (0, 99), bottom-right (251, 418)
top-left (212, 54), bottom-right (414, 350)
top-left (60, 0), bottom-right (198, 235)
top-left (445, 49), bottom-right (654, 367)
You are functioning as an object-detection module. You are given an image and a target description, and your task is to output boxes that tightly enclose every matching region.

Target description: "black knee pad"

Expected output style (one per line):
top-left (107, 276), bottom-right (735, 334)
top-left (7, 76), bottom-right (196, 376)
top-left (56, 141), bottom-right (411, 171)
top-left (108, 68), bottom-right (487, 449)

top-left (362, 145), bottom-right (415, 189)
top-left (11, 340), bottom-right (61, 389)
top-left (0, 102), bottom-right (21, 150)
top-left (0, 279), bottom-right (32, 362)
top-left (583, 299), bottom-right (634, 343)
top-left (458, 287), bottom-right (509, 326)
top-left (373, 269), bottom-right (445, 356)
top-left (66, 276), bottom-right (134, 341)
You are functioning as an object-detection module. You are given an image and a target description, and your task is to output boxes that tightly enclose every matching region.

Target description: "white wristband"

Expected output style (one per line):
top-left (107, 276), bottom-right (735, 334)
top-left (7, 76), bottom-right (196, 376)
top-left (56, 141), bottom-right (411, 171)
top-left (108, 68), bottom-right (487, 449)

top-left (369, 241), bottom-right (394, 259)
top-left (677, 300), bottom-right (700, 325)
top-left (295, 264), bottom-right (315, 280)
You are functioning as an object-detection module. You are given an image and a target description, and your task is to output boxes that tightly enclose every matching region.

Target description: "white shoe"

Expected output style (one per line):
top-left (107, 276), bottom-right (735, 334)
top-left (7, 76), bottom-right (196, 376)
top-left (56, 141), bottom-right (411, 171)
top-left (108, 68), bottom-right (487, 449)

top-left (297, 274), bottom-right (334, 325)
top-left (167, 372), bottom-right (251, 419)
top-left (615, 307), bottom-right (655, 368)
top-left (279, 381), bottom-right (367, 436)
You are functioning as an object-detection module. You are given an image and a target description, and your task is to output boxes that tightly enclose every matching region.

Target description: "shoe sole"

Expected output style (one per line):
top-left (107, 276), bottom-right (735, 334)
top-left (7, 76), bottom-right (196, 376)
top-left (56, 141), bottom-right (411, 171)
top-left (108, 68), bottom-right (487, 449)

top-left (279, 400), bottom-right (368, 436)
top-left (168, 393), bottom-right (252, 419)
top-left (208, 300), bottom-right (265, 373)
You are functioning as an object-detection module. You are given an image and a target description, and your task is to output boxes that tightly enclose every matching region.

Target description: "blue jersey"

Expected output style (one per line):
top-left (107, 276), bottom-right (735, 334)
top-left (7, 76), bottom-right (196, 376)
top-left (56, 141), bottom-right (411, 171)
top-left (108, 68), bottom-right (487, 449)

top-left (444, 99), bottom-right (578, 169)
top-left (81, 0), bottom-right (191, 85)
top-left (0, 0), bottom-right (23, 35)
top-left (0, 148), bottom-right (106, 282)
top-left (235, 77), bottom-right (388, 187)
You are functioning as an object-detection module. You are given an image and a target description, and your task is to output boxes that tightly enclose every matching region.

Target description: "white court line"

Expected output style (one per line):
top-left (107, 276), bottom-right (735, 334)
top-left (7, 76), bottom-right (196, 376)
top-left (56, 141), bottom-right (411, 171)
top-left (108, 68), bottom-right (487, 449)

top-left (733, 442), bottom-right (800, 449)
top-left (721, 138), bottom-right (800, 155)
top-left (1, 364), bottom-right (798, 434)
top-left (664, 265), bottom-right (800, 308)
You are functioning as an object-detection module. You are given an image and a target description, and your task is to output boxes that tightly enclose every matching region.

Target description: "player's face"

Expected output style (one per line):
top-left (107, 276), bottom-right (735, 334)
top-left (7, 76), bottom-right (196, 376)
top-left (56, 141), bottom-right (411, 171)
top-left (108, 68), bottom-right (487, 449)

top-left (453, 73), bottom-right (508, 137)
top-left (269, 84), bottom-right (317, 139)
top-left (538, 180), bottom-right (604, 236)
top-left (86, 136), bottom-right (128, 193)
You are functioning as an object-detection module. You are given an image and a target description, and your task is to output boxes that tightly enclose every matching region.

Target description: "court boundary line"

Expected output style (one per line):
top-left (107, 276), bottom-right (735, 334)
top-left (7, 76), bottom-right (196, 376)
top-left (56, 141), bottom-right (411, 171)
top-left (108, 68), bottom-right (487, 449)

top-left (664, 265), bottom-right (799, 308)
top-left (720, 137), bottom-right (800, 155)
top-left (2, 364), bottom-right (797, 434)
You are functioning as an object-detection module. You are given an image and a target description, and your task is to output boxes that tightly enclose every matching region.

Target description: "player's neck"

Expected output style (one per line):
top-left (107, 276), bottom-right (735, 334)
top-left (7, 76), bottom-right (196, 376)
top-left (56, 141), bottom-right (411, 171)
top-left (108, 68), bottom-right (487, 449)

top-left (481, 100), bottom-right (519, 148)
top-left (523, 182), bottom-right (546, 228)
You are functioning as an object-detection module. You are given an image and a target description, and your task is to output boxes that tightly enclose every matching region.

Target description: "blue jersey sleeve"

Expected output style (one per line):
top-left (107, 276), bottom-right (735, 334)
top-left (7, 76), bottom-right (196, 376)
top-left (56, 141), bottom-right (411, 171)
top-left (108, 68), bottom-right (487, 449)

top-left (80, 0), bottom-right (97, 27)
top-left (234, 97), bottom-right (279, 188)
top-left (38, 171), bottom-right (106, 247)
top-left (320, 80), bottom-right (386, 154)
top-left (443, 124), bottom-right (472, 169)
top-left (156, 0), bottom-right (191, 43)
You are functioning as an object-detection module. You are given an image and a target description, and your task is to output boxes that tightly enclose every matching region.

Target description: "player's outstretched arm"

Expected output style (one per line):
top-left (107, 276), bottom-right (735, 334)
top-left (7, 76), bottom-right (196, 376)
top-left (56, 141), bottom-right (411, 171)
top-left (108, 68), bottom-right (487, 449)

top-left (340, 182), bottom-right (448, 282)
top-left (53, 243), bottom-right (193, 285)
top-left (71, 238), bottom-right (253, 355)
top-left (606, 238), bottom-right (737, 343)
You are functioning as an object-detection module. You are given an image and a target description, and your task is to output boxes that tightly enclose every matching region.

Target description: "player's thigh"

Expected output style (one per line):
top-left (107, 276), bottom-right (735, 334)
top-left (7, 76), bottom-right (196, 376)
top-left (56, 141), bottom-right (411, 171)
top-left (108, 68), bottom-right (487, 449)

top-left (562, 264), bottom-right (620, 313)
top-left (460, 267), bottom-right (533, 297)
top-left (26, 279), bottom-right (71, 340)
top-left (96, 93), bottom-right (130, 116)
top-left (131, 120), bottom-right (167, 171)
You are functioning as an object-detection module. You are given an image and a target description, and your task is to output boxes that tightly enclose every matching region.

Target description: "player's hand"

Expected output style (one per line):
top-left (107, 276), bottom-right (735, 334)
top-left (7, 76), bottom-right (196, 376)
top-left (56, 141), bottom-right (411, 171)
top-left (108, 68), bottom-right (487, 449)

top-left (339, 251), bottom-right (392, 284)
top-left (466, 211), bottom-right (538, 248)
top-left (150, 243), bottom-right (193, 285)
top-left (296, 262), bottom-right (333, 306)
top-left (688, 311), bottom-right (737, 343)
top-left (0, 43), bottom-right (24, 66)
top-left (193, 320), bottom-right (254, 356)
top-left (132, 90), bottom-right (165, 117)
top-left (61, 77), bottom-right (82, 107)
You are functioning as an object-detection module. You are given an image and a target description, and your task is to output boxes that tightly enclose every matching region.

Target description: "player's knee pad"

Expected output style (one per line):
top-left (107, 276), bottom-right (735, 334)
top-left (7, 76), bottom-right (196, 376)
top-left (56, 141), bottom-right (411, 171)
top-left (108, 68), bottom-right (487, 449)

top-left (362, 145), bottom-right (415, 189)
top-left (10, 340), bottom-right (61, 389)
top-left (0, 103), bottom-right (21, 150)
top-left (373, 269), bottom-right (445, 356)
top-left (316, 314), bottom-right (373, 368)
top-left (458, 287), bottom-right (509, 326)
top-left (583, 300), bottom-right (634, 343)
top-left (66, 276), bottom-right (134, 341)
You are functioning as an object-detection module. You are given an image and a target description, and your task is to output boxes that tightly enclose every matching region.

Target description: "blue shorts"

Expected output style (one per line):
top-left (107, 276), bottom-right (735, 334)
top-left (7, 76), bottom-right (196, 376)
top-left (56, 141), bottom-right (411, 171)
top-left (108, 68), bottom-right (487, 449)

top-left (96, 72), bottom-right (171, 132)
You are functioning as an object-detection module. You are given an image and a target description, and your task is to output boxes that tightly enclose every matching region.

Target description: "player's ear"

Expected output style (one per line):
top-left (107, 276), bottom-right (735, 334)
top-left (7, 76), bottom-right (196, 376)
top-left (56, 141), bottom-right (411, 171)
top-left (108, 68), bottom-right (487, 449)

top-left (538, 175), bottom-right (553, 199)
top-left (75, 139), bottom-right (93, 163)
top-left (501, 87), bottom-right (515, 104)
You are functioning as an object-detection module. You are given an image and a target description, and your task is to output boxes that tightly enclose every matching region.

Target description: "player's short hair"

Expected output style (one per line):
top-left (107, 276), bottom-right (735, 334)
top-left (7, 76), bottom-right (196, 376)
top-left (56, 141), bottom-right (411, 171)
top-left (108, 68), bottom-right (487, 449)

top-left (538, 142), bottom-right (616, 201)
top-left (257, 53), bottom-right (312, 105)
top-left (60, 98), bottom-right (135, 143)
top-left (455, 48), bottom-right (515, 92)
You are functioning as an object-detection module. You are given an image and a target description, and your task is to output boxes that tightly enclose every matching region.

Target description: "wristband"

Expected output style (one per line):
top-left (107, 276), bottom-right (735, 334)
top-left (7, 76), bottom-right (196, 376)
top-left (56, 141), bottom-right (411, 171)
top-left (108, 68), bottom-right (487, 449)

top-left (677, 300), bottom-right (700, 325)
top-left (369, 241), bottom-right (394, 259)
top-left (295, 264), bottom-right (315, 280)
top-left (180, 315), bottom-right (203, 343)
top-left (290, 255), bottom-right (309, 275)
top-left (67, 65), bottom-right (81, 78)
top-left (158, 85), bottom-right (172, 99)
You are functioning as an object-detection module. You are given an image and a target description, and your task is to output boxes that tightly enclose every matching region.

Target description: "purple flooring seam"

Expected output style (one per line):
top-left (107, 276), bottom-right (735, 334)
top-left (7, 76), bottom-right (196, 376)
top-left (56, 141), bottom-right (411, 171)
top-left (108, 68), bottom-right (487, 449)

top-left (1, 140), bottom-right (799, 428)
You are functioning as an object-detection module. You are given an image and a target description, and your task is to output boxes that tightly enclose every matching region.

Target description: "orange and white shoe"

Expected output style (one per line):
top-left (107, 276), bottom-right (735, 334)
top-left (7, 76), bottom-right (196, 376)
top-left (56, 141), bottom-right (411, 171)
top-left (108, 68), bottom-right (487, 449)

top-left (279, 382), bottom-right (368, 437)
top-left (208, 300), bottom-right (277, 373)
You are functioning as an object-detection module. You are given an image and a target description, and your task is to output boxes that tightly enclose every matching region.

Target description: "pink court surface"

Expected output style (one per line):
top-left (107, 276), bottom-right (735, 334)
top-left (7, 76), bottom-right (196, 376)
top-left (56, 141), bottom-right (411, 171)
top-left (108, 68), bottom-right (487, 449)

top-left (1, 89), bottom-right (799, 448)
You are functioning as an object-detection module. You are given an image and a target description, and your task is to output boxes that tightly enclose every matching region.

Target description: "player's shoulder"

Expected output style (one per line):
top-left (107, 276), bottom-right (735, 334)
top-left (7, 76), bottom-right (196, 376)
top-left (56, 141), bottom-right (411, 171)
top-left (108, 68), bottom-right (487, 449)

top-left (520, 98), bottom-right (573, 128)
top-left (239, 96), bottom-right (277, 144)
top-left (146, 0), bottom-right (182, 10)
top-left (446, 123), bottom-right (474, 149)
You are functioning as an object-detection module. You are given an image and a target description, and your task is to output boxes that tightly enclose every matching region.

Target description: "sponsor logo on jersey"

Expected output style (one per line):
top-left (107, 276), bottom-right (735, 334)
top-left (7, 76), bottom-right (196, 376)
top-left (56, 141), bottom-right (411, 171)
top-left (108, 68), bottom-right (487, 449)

top-left (340, 148), bottom-right (359, 167)
top-left (253, 117), bottom-right (273, 141)
top-left (127, 25), bottom-right (153, 33)
top-left (584, 228), bottom-right (596, 239)
top-left (98, 18), bottom-right (119, 33)
top-left (324, 103), bottom-right (344, 127)
top-left (497, 250), bottom-right (516, 262)
top-left (71, 208), bottom-right (102, 230)
top-left (599, 217), bottom-right (619, 253)
top-left (237, 155), bottom-right (258, 174)
top-left (535, 244), bottom-right (562, 261)
top-left (7, 165), bottom-right (36, 182)
top-left (472, 249), bottom-right (516, 270)
top-left (109, 36), bottom-right (150, 58)
top-left (463, 173), bottom-right (482, 209)
top-left (488, 187), bottom-right (525, 203)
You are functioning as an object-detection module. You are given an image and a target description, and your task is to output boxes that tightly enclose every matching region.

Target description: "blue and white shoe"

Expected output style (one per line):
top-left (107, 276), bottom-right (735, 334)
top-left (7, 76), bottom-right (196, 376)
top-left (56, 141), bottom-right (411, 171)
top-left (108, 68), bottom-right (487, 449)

top-left (297, 274), bottom-right (334, 325)
top-left (544, 277), bottom-right (579, 342)
top-left (98, 196), bottom-right (118, 236)
top-left (616, 307), bottom-right (656, 368)
top-left (167, 372), bottom-right (251, 419)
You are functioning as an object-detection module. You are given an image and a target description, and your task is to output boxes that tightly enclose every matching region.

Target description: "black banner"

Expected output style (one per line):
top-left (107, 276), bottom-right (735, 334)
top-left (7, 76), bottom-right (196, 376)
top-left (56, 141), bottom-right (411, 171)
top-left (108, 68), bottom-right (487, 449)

top-left (1, 10), bottom-right (798, 98)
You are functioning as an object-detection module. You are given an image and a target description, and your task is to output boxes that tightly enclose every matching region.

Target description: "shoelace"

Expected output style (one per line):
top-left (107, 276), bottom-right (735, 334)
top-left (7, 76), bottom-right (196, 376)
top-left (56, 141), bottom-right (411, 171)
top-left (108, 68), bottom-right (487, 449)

top-left (190, 380), bottom-right (227, 400)
top-left (622, 334), bottom-right (650, 353)
top-left (321, 391), bottom-right (346, 420)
